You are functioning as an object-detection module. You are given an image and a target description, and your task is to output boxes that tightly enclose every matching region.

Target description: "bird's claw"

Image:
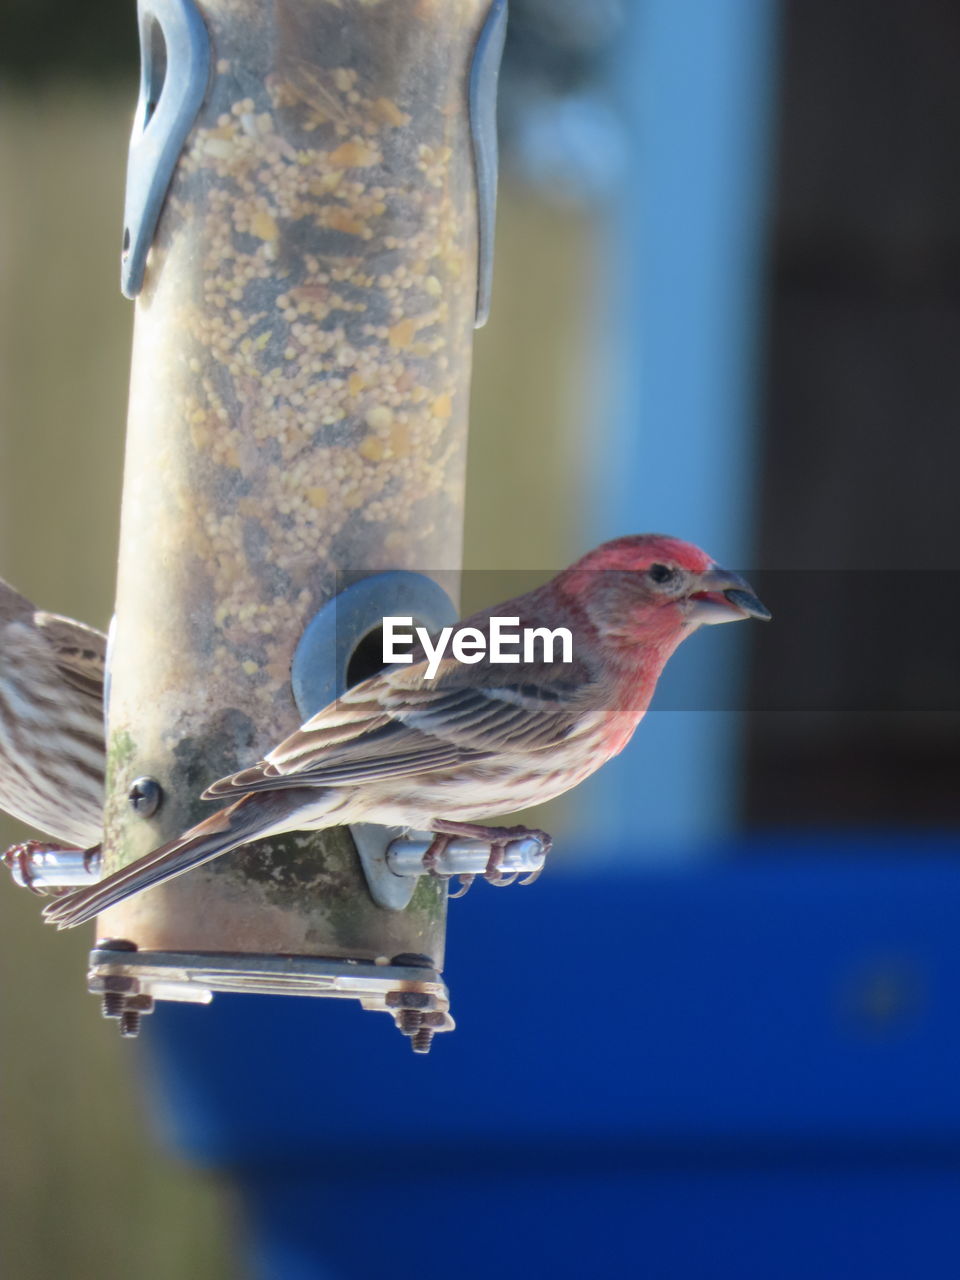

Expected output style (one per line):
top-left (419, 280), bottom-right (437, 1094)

top-left (422, 821), bottom-right (552, 894)
top-left (421, 832), bottom-right (451, 875)
top-left (482, 839), bottom-right (516, 886)
top-left (487, 869), bottom-right (520, 887)
top-left (2, 841), bottom-right (77, 895)
top-left (447, 874), bottom-right (475, 899)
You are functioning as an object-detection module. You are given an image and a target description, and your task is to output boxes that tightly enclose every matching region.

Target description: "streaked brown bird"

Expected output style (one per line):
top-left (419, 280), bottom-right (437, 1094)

top-left (45, 534), bottom-right (770, 929)
top-left (0, 578), bottom-right (106, 866)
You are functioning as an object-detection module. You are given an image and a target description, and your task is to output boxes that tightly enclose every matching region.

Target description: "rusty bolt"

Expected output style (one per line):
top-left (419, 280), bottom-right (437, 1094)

top-left (119, 1010), bottom-right (142, 1039)
top-left (411, 1028), bottom-right (435, 1055)
top-left (397, 1009), bottom-right (424, 1035)
top-left (101, 991), bottom-right (125, 1019)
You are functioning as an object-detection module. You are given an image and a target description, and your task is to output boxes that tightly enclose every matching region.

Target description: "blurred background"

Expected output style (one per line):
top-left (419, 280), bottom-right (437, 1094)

top-left (1, 1), bottom-right (958, 1277)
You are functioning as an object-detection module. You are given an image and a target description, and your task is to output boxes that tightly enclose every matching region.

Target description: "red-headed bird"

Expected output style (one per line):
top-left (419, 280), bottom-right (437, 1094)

top-left (44, 534), bottom-right (768, 928)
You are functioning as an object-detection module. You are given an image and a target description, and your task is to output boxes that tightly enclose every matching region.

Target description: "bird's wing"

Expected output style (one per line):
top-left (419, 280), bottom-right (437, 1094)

top-left (203, 657), bottom-right (598, 799)
top-left (33, 611), bottom-right (106, 703)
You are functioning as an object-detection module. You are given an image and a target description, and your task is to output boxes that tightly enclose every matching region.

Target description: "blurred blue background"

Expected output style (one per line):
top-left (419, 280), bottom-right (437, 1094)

top-left (2, 1), bottom-right (959, 1276)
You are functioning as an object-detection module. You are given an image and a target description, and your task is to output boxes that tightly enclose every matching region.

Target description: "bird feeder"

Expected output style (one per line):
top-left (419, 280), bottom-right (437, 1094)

top-left (81, 0), bottom-right (509, 1051)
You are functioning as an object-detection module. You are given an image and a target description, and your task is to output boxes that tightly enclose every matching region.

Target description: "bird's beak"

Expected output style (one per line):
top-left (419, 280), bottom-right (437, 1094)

top-left (686, 567), bottom-right (771, 625)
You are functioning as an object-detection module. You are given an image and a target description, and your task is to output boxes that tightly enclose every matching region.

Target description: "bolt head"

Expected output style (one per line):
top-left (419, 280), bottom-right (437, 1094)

top-left (128, 776), bottom-right (162, 817)
top-left (390, 953), bottom-right (433, 969)
top-left (102, 974), bottom-right (139, 994)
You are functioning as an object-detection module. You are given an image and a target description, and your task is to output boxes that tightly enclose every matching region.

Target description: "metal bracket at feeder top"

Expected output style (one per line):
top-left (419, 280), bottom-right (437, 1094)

top-left (121, 0), bottom-right (211, 298)
top-left (291, 571), bottom-right (459, 911)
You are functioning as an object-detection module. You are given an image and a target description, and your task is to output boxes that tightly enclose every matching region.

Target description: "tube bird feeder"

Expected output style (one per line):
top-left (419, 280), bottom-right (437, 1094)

top-left (87, 0), bottom-right (508, 1051)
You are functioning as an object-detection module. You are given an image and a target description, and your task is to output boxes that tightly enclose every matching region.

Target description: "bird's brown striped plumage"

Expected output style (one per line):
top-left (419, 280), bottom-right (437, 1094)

top-left (0, 579), bottom-right (106, 848)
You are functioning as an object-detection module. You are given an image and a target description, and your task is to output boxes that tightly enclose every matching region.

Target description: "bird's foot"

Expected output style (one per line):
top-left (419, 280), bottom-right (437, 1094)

top-left (422, 831), bottom-right (451, 873)
top-left (430, 820), bottom-right (553, 888)
top-left (2, 840), bottom-right (80, 895)
top-left (421, 830), bottom-right (475, 898)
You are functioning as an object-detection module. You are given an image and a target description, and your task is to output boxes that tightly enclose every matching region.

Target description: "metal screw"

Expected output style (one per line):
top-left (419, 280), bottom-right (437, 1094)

top-left (411, 1028), bottom-right (434, 1055)
top-left (119, 1010), bottom-right (142, 1038)
top-left (397, 1009), bottom-right (424, 1036)
top-left (128, 776), bottom-right (162, 817)
top-left (101, 991), bottom-right (125, 1019)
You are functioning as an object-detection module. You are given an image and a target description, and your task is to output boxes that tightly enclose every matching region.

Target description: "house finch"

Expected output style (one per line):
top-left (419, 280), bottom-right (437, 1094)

top-left (0, 578), bottom-right (106, 872)
top-left (45, 534), bottom-right (769, 929)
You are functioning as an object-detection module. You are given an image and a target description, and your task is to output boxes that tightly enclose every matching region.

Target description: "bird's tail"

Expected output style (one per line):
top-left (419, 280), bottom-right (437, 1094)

top-left (43, 792), bottom-right (297, 930)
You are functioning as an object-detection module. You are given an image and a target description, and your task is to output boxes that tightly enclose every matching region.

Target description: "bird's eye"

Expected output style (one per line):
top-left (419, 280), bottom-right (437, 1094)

top-left (648, 564), bottom-right (677, 586)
